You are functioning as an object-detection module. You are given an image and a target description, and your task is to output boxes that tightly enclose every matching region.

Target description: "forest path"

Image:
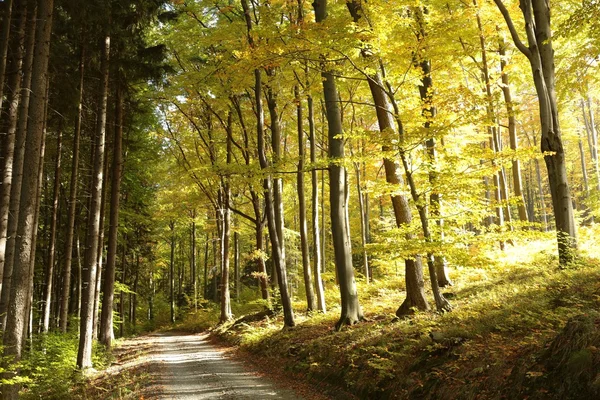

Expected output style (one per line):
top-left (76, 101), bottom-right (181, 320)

top-left (148, 332), bottom-right (303, 399)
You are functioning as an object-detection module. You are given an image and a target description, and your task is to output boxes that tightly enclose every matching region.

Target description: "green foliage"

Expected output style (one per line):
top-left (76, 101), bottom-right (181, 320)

top-left (205, 232), bottom-right (600, 399)
top-left (15, 333), bottom-right (111, 399)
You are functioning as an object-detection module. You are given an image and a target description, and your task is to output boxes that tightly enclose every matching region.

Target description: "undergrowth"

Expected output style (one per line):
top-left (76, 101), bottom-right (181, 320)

top-left (197, 228), bottom-right (600, 399)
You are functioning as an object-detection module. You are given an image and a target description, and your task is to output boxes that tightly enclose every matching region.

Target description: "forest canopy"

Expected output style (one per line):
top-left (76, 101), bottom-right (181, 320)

top-left (0, 0), bottom-right (599, 398)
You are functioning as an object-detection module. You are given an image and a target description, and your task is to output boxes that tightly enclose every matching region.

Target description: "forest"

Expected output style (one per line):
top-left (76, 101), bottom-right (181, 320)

top-left (0, 0), bottom-right (599, 398)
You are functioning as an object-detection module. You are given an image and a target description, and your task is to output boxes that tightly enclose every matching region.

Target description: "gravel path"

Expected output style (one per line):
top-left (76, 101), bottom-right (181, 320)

top-left (152, 332), bottom-right (303, 400)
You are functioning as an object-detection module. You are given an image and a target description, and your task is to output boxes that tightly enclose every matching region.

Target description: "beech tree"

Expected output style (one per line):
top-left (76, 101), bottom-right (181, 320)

top-left (314, 0), bottom-right (363, 329)
top-left (493, 0), bottom-right (578, 265)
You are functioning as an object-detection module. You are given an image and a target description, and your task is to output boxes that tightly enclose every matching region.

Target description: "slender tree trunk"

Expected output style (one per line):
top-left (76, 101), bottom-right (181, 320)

top-left (3, 0), bottom-right (53, 393)
top-left (0, 3), bottom-right (35, 330)
top-left (77, 32), bottom-right (110, 370)
top-left (132, 254), bottom-right (139, 326)
top-left (414, 6), bottom-right (451, 309)
top-left (170, 221), bottom-right (175, 323)
top-left (203, 232), bottom-right (209, 299)
top-left (191, 210), bottom-right (197, 310)
top-left (308, 93), bottom-right (326, 312)
top-left (0, 0), bottom-right (13, 113)
top-left (220, 113), bottom-right (233, 323)
top-left (42, 121), bottom-right (62, 332)
top-left (256, 69), bottom-right (294, 327)
top-left (578, 129), bottom-right (591, 214)
top-left (231, 96), bottom-right (270, 302)
top-left (234, 231), bottom-right (240, 301)
top-left (92, 139), bottom-right (110, 341)
top-left (314, 0), bottom-right (363, 330)
top-left (99, 84), bottom-right (124, 348)
top-left (0, 0), bottom-right (26, 305)
top-left (296, 86), bottom-right (316, 311)
top-left (59, 42), bottom-right (84, 333)
top-left (499, 37), bottom-right (528, 222)
top-left (582, 97), bottom-right (600, 191)
top-left (266, 83), bottom-right (287, 289)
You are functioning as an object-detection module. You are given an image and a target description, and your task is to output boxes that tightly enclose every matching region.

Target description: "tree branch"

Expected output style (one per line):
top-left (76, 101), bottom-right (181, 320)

top-left (493, 0), bottom-right (532, 59)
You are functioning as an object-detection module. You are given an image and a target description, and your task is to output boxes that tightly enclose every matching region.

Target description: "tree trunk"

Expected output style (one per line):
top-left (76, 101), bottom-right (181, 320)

top-left (77, 32), bottom-right (110, 370)
top-left (59, 42), bottom-right (84, 333)
top-left (170, 221), bottom-right (175, 323)
top-left (255, 69), bottom-right (294, 327)
top-left (241, 0), bottom-right (294, 326)
top-left (42, 121), bottom-right (62, 332)
top-left (234, 230), bottom-right (240, 301)
top-left (296, 86), bottom-right (316, 312)
top-left (499, 36), bottom-right (528, 223)
top-left (203, 232), bottom-right (209, 299)
top-left (0, 2), bottom-right (26, 298)
top-left (0, 0), bottom-right (13, 113)
top-left (3, 0), bottom-right (53, 393)
top-left (414, 6), bottom-right (451, 310)
top-left (494, 0), bottom-right (577, 265)
top-left (266, 83), bottom-right (287, 290)
top-left (308, 93), bottom-right (326, 312)
top-left (582, 97), bottom-right (600, 192)
top-left (99, 84), bottom-right (124, 349)
top-left (191, 210), bottom-right (197, 310)
top-left (0, 3), bottom-right (34, 329)
top-left (219, 113), bottom-right (233, 323)
top-left (314, 0), bottom-right (363, 330)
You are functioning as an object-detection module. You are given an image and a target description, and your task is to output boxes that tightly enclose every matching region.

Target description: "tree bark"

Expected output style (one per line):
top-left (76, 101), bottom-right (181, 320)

top-left (77, 32), bottom-right (110, 370)
top-left (494, 0), bottom-right (577, 265)
top-left (170, 221), bottom-right (175, 323)
top-left (191, 210), bottom-right (197, 310)
top-left (314, 0), bottom-right (363, 330)
top-left (296, 86), bottom-right (316, 311)
top-left (3, 0), bottom-right (53, 393)
top-left (0, 0), bottom-right (13, 113)
top-left (308, 93), bottom-right (326, 312)
top-left (0, 0), bottom-right (26, 306)
top-left (219, 113), bottom-right (233, 323)
top-left (59, 41), bottom-right (84, 333)
top-left (99, 84), bottom-right (124, 348)
top-left (499, 36), bottom-right (528, 223)
top-left (42, 121), bottom-right (62, 332)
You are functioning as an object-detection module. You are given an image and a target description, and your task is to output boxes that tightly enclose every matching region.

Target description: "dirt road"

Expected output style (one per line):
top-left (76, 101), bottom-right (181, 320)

top-left (148, 332), bottom-right (303, 399)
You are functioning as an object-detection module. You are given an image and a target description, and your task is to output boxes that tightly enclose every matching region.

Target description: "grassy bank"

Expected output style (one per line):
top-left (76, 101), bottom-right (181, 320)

top-left (180, 227), bottom-right (600, 399)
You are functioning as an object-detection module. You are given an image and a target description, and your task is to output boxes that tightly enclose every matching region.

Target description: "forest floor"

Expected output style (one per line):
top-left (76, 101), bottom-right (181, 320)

top-left (183, 228), bottom-right (600, 400)
top-left (81, 228), bottom-right (600, 400)
top-left (83, 331), bottom-right (335, 399)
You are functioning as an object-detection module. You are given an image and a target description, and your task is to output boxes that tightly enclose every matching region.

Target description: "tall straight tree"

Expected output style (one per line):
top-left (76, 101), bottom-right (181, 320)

top-left (296, 85), bottom-right (316, 312)
top-left (59, 42), bottom-right (84, 332)
top-left (77, 29), bottom-right (110, 369)
top-left (499, 36), bottom-right (528, 223)
top-left (42, 121), bottom-right (62, 332)
top-left (3, 0), bottom-right (53, 396)
top-left (0, 0), bottom-right (13, 113)
top-left (494, 0), bottom-right (578, 265)
top-left (99, 83), bottom-right (124, 348)
top-left (0, 0), bottom-right (26, 304)
top-left (0, 1), bottom-right (36, 330)
top-left (313, 0), bottom-right (363, 330)
top-left (307, 90), bottom-right (326, 312)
